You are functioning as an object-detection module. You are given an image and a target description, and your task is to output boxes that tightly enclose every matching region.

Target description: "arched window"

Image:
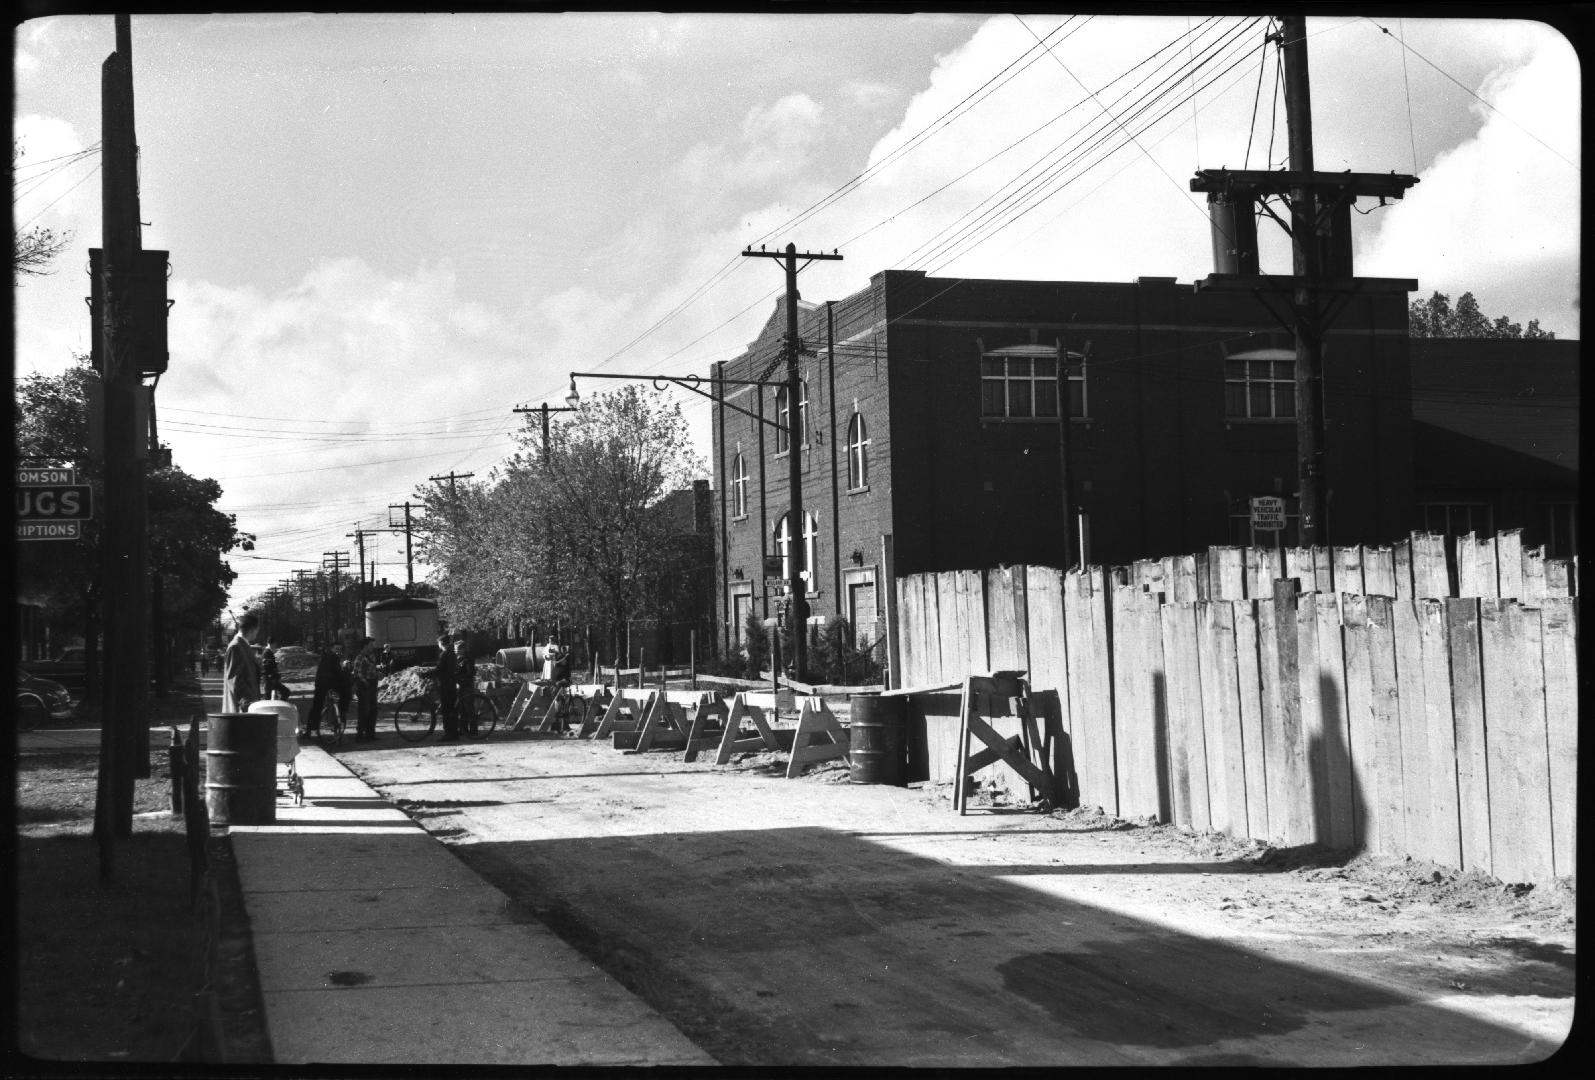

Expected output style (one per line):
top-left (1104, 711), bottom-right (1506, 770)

top-left (846, 412), bottom-right (869, 490)
top-left (732, 453), bottom-right (748, 518)
top-left (774, 511), bottom-right (819, 589)
top-left (773, 380), bottom-right (809, 455)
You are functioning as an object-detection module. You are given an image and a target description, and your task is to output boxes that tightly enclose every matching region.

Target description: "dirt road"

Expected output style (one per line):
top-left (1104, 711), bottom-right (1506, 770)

top-left (340, 733), bottom-right (1573, 1067)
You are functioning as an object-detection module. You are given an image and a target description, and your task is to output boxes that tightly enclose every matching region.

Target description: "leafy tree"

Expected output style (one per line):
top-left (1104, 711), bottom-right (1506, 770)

top-left (1408, 291), bottom-right (1555, 339)
top-left (414, 385), bottom-right (706, 663)
top-left (13, 142), bottom-right (75, 282)
top-left (14, 359), bottom-right (254, 693)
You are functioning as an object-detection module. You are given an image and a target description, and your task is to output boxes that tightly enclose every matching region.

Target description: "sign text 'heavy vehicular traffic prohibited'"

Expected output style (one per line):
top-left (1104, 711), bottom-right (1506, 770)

top-left (1250, 495), bottom-right (1286, 532)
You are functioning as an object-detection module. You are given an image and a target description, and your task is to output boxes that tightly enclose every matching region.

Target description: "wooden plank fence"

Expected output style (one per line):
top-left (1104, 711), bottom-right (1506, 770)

top-left (895, 530), bottom-right (1577, 882)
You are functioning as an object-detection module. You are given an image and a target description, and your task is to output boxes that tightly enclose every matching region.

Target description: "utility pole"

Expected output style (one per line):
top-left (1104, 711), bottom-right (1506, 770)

top-left (94, 14), bottom-right (148, 874)
top-left (741, 242), bottom-right (842, 683)
top-left (346, 526), bottom-right (373, 622)
top-left (429, 470), bottom-right (474, 500)
top-left (1281, 14), bottom-right (1327, 547)
top-left (323, 551), bottom-right (349, 637)
top-left (1190, 19), bottom-right (1417, 553)
top-left (513, 402), bottom-right (576, 462)
top-left (388, 502), bottom-right (419, 590)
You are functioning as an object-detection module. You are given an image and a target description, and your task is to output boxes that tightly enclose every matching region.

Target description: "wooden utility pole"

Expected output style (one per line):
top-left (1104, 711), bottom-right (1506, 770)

top-left (1280, 14), bottom-right (1327, 547)
top-left (512, 402), bottom-right (575, 462)
top-left (323, 551), bottom-right (349, 635)
top-left (388, 502), bottom-right (418, 590)
top-left (1190, 20), bottom-right (1417, 553)
top-left (741, 242), bottom-right (842, 683)
top-left (94, 14), bottom-right (149, 873)
top-left (429, 470), bottom-right (474, 500)
top-left (346, 527), bottom-right (373, 622)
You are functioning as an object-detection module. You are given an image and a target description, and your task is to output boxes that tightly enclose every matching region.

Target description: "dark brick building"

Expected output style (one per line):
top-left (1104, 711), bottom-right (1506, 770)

top-left (711, 268), bottom-right (1414, 657)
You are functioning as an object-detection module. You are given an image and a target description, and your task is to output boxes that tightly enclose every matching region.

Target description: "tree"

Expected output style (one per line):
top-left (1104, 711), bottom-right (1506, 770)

top-left (1408, 291), bottom-right (1556, 340)
top-left (14, 359), bottom-right (255, 693)
top-left (414, 385), bottom-right (706, 662)
top-left (13, 142), bottom-right (75, 282)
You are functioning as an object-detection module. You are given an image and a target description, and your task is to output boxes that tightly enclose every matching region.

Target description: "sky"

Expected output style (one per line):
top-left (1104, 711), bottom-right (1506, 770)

top-left (12, 12), bottom-right (1581, 616)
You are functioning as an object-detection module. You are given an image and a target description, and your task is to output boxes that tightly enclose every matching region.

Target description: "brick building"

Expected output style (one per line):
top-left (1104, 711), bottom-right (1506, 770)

top-left (711, 268), bottom-right (1414, 658)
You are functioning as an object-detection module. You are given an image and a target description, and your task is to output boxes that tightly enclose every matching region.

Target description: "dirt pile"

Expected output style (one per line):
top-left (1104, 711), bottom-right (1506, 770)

top-left (379, 667), bottom-right (434, 706)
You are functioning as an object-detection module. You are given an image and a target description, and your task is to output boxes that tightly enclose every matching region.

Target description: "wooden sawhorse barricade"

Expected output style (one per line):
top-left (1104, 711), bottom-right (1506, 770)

top-left (632, 690), bottom-right (720, 751)
top-left (686, 691), bottom-right (848, 778)
top-left (952, 672), bottom-right (1054, 814)
top-left (589, 686), bottom-right (655, 740)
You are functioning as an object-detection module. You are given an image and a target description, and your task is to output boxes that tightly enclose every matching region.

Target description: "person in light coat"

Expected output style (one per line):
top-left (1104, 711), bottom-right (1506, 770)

top-left (222, 612), bottom-right (262, 713)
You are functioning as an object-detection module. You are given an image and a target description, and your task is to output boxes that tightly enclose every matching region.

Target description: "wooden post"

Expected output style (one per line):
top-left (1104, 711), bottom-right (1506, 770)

top-left (1446, 597), bottom-right (1491, 873)
top-left (1481, 600), bottom-right (1553, 882)
top-left (881, 534), bottom-right (901, 691)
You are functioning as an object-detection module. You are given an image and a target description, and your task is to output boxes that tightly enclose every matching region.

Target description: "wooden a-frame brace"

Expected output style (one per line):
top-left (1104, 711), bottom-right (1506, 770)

top-left (786, 697), bottom-right (849, 779)
top-left (680, 695), bottom-right (732, 761)
top-left (633, 690), bottom-right (711, 752)
top-left (707, 692), bottom-right (784, 764)
top-left (506, 681), bottom-right (556, 732)
top-left (954, 672), bottom-right (1054, 815)
top-left (591, 686), bottom-right (655, 740)
top-left (571, 684), bottom-right (615, 739)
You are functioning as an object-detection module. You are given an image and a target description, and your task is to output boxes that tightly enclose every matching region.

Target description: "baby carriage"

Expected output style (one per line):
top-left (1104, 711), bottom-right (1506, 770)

top-left (248, 697), bottom-right (304, 805)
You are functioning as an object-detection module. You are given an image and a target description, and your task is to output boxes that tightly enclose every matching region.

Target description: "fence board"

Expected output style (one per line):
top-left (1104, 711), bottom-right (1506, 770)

top-left (959, 569), bottom-right (990, 674)
top-left (1313, 594), bottom-right (1356, 849)
top-left (896, 577), bottom-right (919, 689)
top-left (1416, 599), bottom-right (1462, 869)
top-left (932, 571), bottom-right (961, 682)
top-left (1341, 594), bottom-right (1379, 853)
top-left (1267, 581), bottom-right (1312, 845)
top-left (1496, 529), bottom-right (1524, 599)
top-left (1172, 555), bottom-right (1198, 603)
top-left (1540, 597), bottom-right (1578, 878)
top-left (1284, 547), bottom-right (1311, 592)
top-left (1334, 546), bottom-right (1365, 597)
top-left (1545, 558), bottom-right (1571, 597)
top-left (1233, 600), bottom-right (1268, 840)
top-left (1112, 587), bottom-right (1166, 820)
top-left (1313, 547), bottom-right (1334, 594)
top-left (1366, 596), bottom-right (1405, 856)
top-left (1520, 545), bottom-right (1547, 602)
top-left (1393, 599), bottom-right (1435, 864)
top-left (1212, 546), bottom-right (1245, 600)
top-left (1064, 569), bottom-right (1116, 815)
top-left (1411, 533), bottom-right (1450, 599)
top-left (1481, 600), bottom-right (1554, 882)
top-left (1158, 602), bottom-right (1206, 831)
top-left (1023, 566), bottom-right (1068, 704)
top-left (1196, 602), bottom-right (1248, 836)
top-left (1394, 538), bottom-right (1414, 601)
top-left (1363, 546), bottom-right (1397, 598)
top-left (1243, 546), bottom-right (1260, 599)
top-left (984, 566), bottom-right (1026, 674)
top-left (1446, 597), bottom-right (1491, 875)
top-left (1295, 593), bottom-right (1327, 846)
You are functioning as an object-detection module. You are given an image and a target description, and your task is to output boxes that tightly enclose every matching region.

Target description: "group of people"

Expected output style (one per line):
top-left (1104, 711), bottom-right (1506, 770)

top-left (218, 611), bottom-right (481, 744)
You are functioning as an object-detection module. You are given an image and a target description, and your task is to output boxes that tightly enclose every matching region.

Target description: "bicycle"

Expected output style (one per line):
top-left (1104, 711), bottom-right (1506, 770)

top-left (393, 685), bottom-right (499, 742)
top-left (315, 690), bottom-right (348, 751)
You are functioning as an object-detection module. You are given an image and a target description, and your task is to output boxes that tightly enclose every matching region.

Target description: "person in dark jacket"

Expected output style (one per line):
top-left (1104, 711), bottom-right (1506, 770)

top-left (453, 640), bottom-right (478, 734)
top-left (430, 634), bottom-right (459, 739)
top-left (305, 642), bottom-right (351, 739)
top-left (260, 640), bottom-right (291, 701)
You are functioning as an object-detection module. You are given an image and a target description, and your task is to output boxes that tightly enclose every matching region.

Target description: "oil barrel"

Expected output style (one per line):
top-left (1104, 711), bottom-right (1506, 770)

top-left (205, 712), bottom-right (277, 825)
top-left (848, 693), bottom-right (908, 786)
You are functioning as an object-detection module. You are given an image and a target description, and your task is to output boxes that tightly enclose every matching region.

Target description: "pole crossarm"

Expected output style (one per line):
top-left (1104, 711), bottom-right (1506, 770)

top-left (1190, 168), bottom-right (1419, 199)
top-left (568, 370), bottom-right (787, 431)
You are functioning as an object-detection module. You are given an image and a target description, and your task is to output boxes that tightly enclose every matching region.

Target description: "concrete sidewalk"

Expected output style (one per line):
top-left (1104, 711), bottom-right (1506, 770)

top-left (227, 746), bottom-right (716, 1066)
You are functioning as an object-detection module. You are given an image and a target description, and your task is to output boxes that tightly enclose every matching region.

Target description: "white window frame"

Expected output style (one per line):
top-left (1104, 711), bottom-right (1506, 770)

top-left (980, 343), bottom-right (1086, 421)
top-left (846, 411), bottom-right (869, 490)
top-left (773, 511), bottom-right (819, 595)
top-left (731, 452), bottom-right (748, 519)
top-left (773, 380), bottom-right (809, 456)
top-left (1224, 348), bottom-right (1296, 420)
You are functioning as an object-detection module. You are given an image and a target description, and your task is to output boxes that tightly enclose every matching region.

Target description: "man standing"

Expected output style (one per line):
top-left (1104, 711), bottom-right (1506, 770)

top-left (431, 633), bottom-right (459, 740)
top-left (454, 639), bottom-right (477, 735)
top-left (260, 640), bottom-right (291, 701)
top-left (352, 637), bottom-right (381, 741)
top-left (222, 612), bottom-right (262, 713)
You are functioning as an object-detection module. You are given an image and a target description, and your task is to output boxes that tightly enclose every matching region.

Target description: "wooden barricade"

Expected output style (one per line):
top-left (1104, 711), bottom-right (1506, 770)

top-left (710, 692), bottom-right (784, 764)
top-left (569, 684), bottom-right (615, 739)
top-left (680, 694), bottom-right (732, 761)
top-left (634, 690), bottom-right (714, 752)
top-left (591, 686), bottom-right (655, 740)
top-left (952, 672), bottom-right (1053, 814)
top-left (535, 682), bottom-right (610, 734)
top-left (506, 680), bottom-right (559, 732)
top-left (786, 697), bottom-right (849, 778)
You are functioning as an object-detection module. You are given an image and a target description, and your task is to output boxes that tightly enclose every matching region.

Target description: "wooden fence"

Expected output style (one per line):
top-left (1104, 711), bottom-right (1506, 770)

top-left (894, 532), bottom-right (1578, 882)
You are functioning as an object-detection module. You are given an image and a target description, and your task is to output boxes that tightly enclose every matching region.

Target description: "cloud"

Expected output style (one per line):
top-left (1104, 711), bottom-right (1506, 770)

top-left (670, 92), bottom-right (826, 197)
top-left (1357, 30), bottom-right (1580, 336)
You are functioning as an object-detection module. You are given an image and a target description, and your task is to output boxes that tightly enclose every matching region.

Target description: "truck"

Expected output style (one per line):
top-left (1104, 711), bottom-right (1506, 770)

top-left (19, 646), bottom-right (87, 689)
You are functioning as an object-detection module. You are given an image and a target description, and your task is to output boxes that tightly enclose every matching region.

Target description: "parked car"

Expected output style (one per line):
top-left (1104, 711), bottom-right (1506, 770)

top-left (17, 668), bottom-right (76, 730)
top-left (20, 646), bottom-right (88, 688)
